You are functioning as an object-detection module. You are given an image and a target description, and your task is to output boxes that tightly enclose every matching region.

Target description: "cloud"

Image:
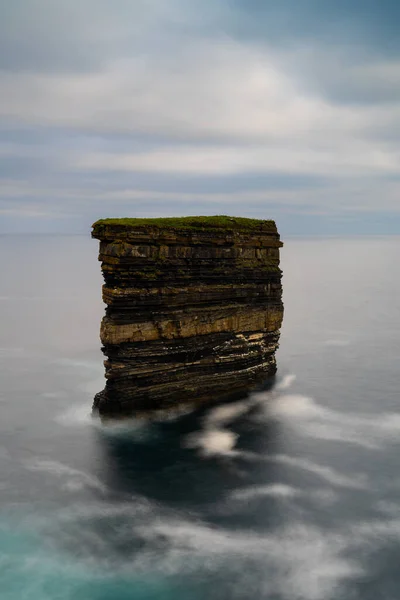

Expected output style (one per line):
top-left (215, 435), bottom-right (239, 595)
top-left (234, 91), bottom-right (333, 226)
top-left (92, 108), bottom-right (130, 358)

top-left (228, 0), bottom-right (400, 56)
top-left (1, 0), bottom-right (400, 232)
top-left (73, 139), bottom-right (399, 178)
top-left (0, 42), bottom-right (323, 139)
top-left (0, 0), bottom-right (196, 73)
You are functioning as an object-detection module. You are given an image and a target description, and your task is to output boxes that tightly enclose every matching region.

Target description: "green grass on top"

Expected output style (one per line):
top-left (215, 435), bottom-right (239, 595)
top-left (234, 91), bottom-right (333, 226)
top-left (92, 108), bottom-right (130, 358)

top-left (92, 215), bottom-right (277, 232)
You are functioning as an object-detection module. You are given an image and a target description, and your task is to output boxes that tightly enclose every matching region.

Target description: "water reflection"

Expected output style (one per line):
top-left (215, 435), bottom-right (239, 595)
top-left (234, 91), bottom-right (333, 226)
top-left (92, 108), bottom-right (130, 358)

top-left (96, 396), bottom-right (282, 512)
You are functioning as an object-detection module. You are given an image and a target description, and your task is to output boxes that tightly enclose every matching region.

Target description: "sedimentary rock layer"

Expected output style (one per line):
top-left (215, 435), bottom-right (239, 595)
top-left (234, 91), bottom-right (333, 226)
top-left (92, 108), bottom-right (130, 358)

top-left (92, 216), bottom-right (284, 416)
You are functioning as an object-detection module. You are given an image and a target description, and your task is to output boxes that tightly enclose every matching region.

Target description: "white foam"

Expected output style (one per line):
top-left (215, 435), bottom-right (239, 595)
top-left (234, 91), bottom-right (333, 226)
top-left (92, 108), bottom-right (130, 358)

top-left (133, 518), bottom-right (362, 600)
top-left (149, 404), bottom-right (196, 422)
top-left (269, 394), bottom-right (325, 419)
top-left (275, 374), bottom-right (297, 391)
top-left (269, 454), bottom-right (368, 489)
top-left (55, 404), bottom-right (93, 427)
top-left (184, 373), bottom-right (297, 457)
top-left (52, 498), bottom-right (154, 525)
top-left (351, 517), bottom-right (400, 544)
top-left (184, 429), bottom-right (239, 457)
top-left (204, 399), bottom-right (252, 428)
top-left (97, 418), bottom-right (156, 443)
top-left (265, 393), bottom-right (400, 450)
top-left (56, 403), bottom-right (158, 442)
top-left (24, 488), bottom-right (365, 600)
top-left (62, 480), bottom-right (86, 492)
top-left (25, 459), bottom-right (108, 494)
top-left (231, 483), bottom-right (300, 501)
top-left (375, 501), bottom-right (400, 517)
top-left (184, 398), bottom-right (253, 457)
top-left (229, 485), bottom-right (338, 507)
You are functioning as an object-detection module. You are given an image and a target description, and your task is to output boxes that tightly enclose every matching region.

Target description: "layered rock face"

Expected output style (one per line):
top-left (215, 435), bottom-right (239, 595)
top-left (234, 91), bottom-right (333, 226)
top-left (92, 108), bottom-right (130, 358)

top-left (92, 216), bottom-right (283, 417)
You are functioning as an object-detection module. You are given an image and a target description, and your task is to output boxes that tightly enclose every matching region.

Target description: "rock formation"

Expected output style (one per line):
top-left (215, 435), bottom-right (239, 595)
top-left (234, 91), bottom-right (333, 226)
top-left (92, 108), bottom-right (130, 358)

top-left (92, 216), bottom-right (283, 417)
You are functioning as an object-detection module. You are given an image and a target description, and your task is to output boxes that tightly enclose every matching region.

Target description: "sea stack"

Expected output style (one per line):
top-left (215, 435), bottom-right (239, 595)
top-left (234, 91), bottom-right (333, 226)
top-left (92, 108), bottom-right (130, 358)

top-left (92, 216), bottom-right (284, 417)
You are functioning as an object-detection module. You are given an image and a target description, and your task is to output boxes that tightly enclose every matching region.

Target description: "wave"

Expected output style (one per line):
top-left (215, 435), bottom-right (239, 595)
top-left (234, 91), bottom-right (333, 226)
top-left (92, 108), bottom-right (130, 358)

top-left (275, 374), bottom-right (297, 390)
top-left (132, 518), bottom-right (362, 600)
top-left (267, 454), bottom-right (368, 489)
top-left (55, 404), bottom-right (93, 427)
top-left (230, 483), bottom-right (300, 500)
top-left (265, 393), bottom-right (400, 449)
top-left (183, 373), bottom-right (296, 457)
top-left (184, 397), bottom-right (254, 457)
top-left (25, 459), bottom-right (108, 494)
top-left (7, 499), bottom-right (400, 600)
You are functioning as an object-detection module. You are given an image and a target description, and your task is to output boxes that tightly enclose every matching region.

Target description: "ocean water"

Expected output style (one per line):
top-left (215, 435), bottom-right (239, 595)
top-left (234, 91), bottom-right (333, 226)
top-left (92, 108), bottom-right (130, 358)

top-left (1, 234), bottom-right (400, 600)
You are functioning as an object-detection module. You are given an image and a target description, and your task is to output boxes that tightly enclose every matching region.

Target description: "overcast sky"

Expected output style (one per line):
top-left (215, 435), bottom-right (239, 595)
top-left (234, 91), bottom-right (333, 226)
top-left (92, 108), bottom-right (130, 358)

top-left (1, 0), bottom-right (399, 235)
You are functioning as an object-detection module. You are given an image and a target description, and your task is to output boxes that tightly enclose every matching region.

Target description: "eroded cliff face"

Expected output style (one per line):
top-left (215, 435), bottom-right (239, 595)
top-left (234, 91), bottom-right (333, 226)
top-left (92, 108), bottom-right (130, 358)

top-left (92, 216), bottom-right (283, 417)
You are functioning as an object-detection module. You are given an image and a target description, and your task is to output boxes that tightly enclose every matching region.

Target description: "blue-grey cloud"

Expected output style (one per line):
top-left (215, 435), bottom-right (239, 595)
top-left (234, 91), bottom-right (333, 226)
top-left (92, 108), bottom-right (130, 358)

top-left (228, 0), bottom-right (400, 52)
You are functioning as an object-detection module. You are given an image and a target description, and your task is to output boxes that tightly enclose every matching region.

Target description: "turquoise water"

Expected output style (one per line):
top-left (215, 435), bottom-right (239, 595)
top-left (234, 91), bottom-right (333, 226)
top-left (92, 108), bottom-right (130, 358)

top-left (1, 235), bottom-right (400, 599)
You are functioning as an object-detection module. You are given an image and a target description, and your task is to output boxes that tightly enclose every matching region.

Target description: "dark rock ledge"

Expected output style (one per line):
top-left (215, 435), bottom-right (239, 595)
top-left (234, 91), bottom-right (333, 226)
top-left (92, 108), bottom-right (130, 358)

top-left (91, 216), bottom-right (284, 417)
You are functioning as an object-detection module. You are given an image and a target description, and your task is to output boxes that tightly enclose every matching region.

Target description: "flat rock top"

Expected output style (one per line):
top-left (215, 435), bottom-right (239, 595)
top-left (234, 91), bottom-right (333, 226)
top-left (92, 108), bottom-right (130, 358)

top-left (92, 215), bottom-right (278, 236)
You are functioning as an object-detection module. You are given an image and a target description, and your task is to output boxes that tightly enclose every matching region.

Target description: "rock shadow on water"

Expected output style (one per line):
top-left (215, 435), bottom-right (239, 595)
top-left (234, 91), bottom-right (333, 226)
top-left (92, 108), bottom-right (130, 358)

top-left (94, 383), bottom-right (282, 513)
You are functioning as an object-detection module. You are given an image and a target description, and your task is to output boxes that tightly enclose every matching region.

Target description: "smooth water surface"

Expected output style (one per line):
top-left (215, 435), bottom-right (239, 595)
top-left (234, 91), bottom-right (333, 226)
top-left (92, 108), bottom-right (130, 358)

top-left (1, 235), bottom-right (400, 600)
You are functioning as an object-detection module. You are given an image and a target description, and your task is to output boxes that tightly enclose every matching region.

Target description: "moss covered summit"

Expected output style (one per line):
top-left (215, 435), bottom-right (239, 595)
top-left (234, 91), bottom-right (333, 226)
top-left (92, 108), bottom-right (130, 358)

top-left (92, 215), bottom-right (277, 235)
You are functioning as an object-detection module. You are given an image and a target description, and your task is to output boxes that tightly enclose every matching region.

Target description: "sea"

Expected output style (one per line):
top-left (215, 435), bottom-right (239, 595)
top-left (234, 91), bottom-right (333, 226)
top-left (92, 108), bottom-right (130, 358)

top-left (1, 234), bottom-right (399, 600)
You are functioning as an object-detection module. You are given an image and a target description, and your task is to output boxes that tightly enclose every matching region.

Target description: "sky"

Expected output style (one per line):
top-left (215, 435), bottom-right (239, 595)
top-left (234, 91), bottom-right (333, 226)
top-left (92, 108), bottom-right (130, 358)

top-left (1, 0), bottom-right (399, 235)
